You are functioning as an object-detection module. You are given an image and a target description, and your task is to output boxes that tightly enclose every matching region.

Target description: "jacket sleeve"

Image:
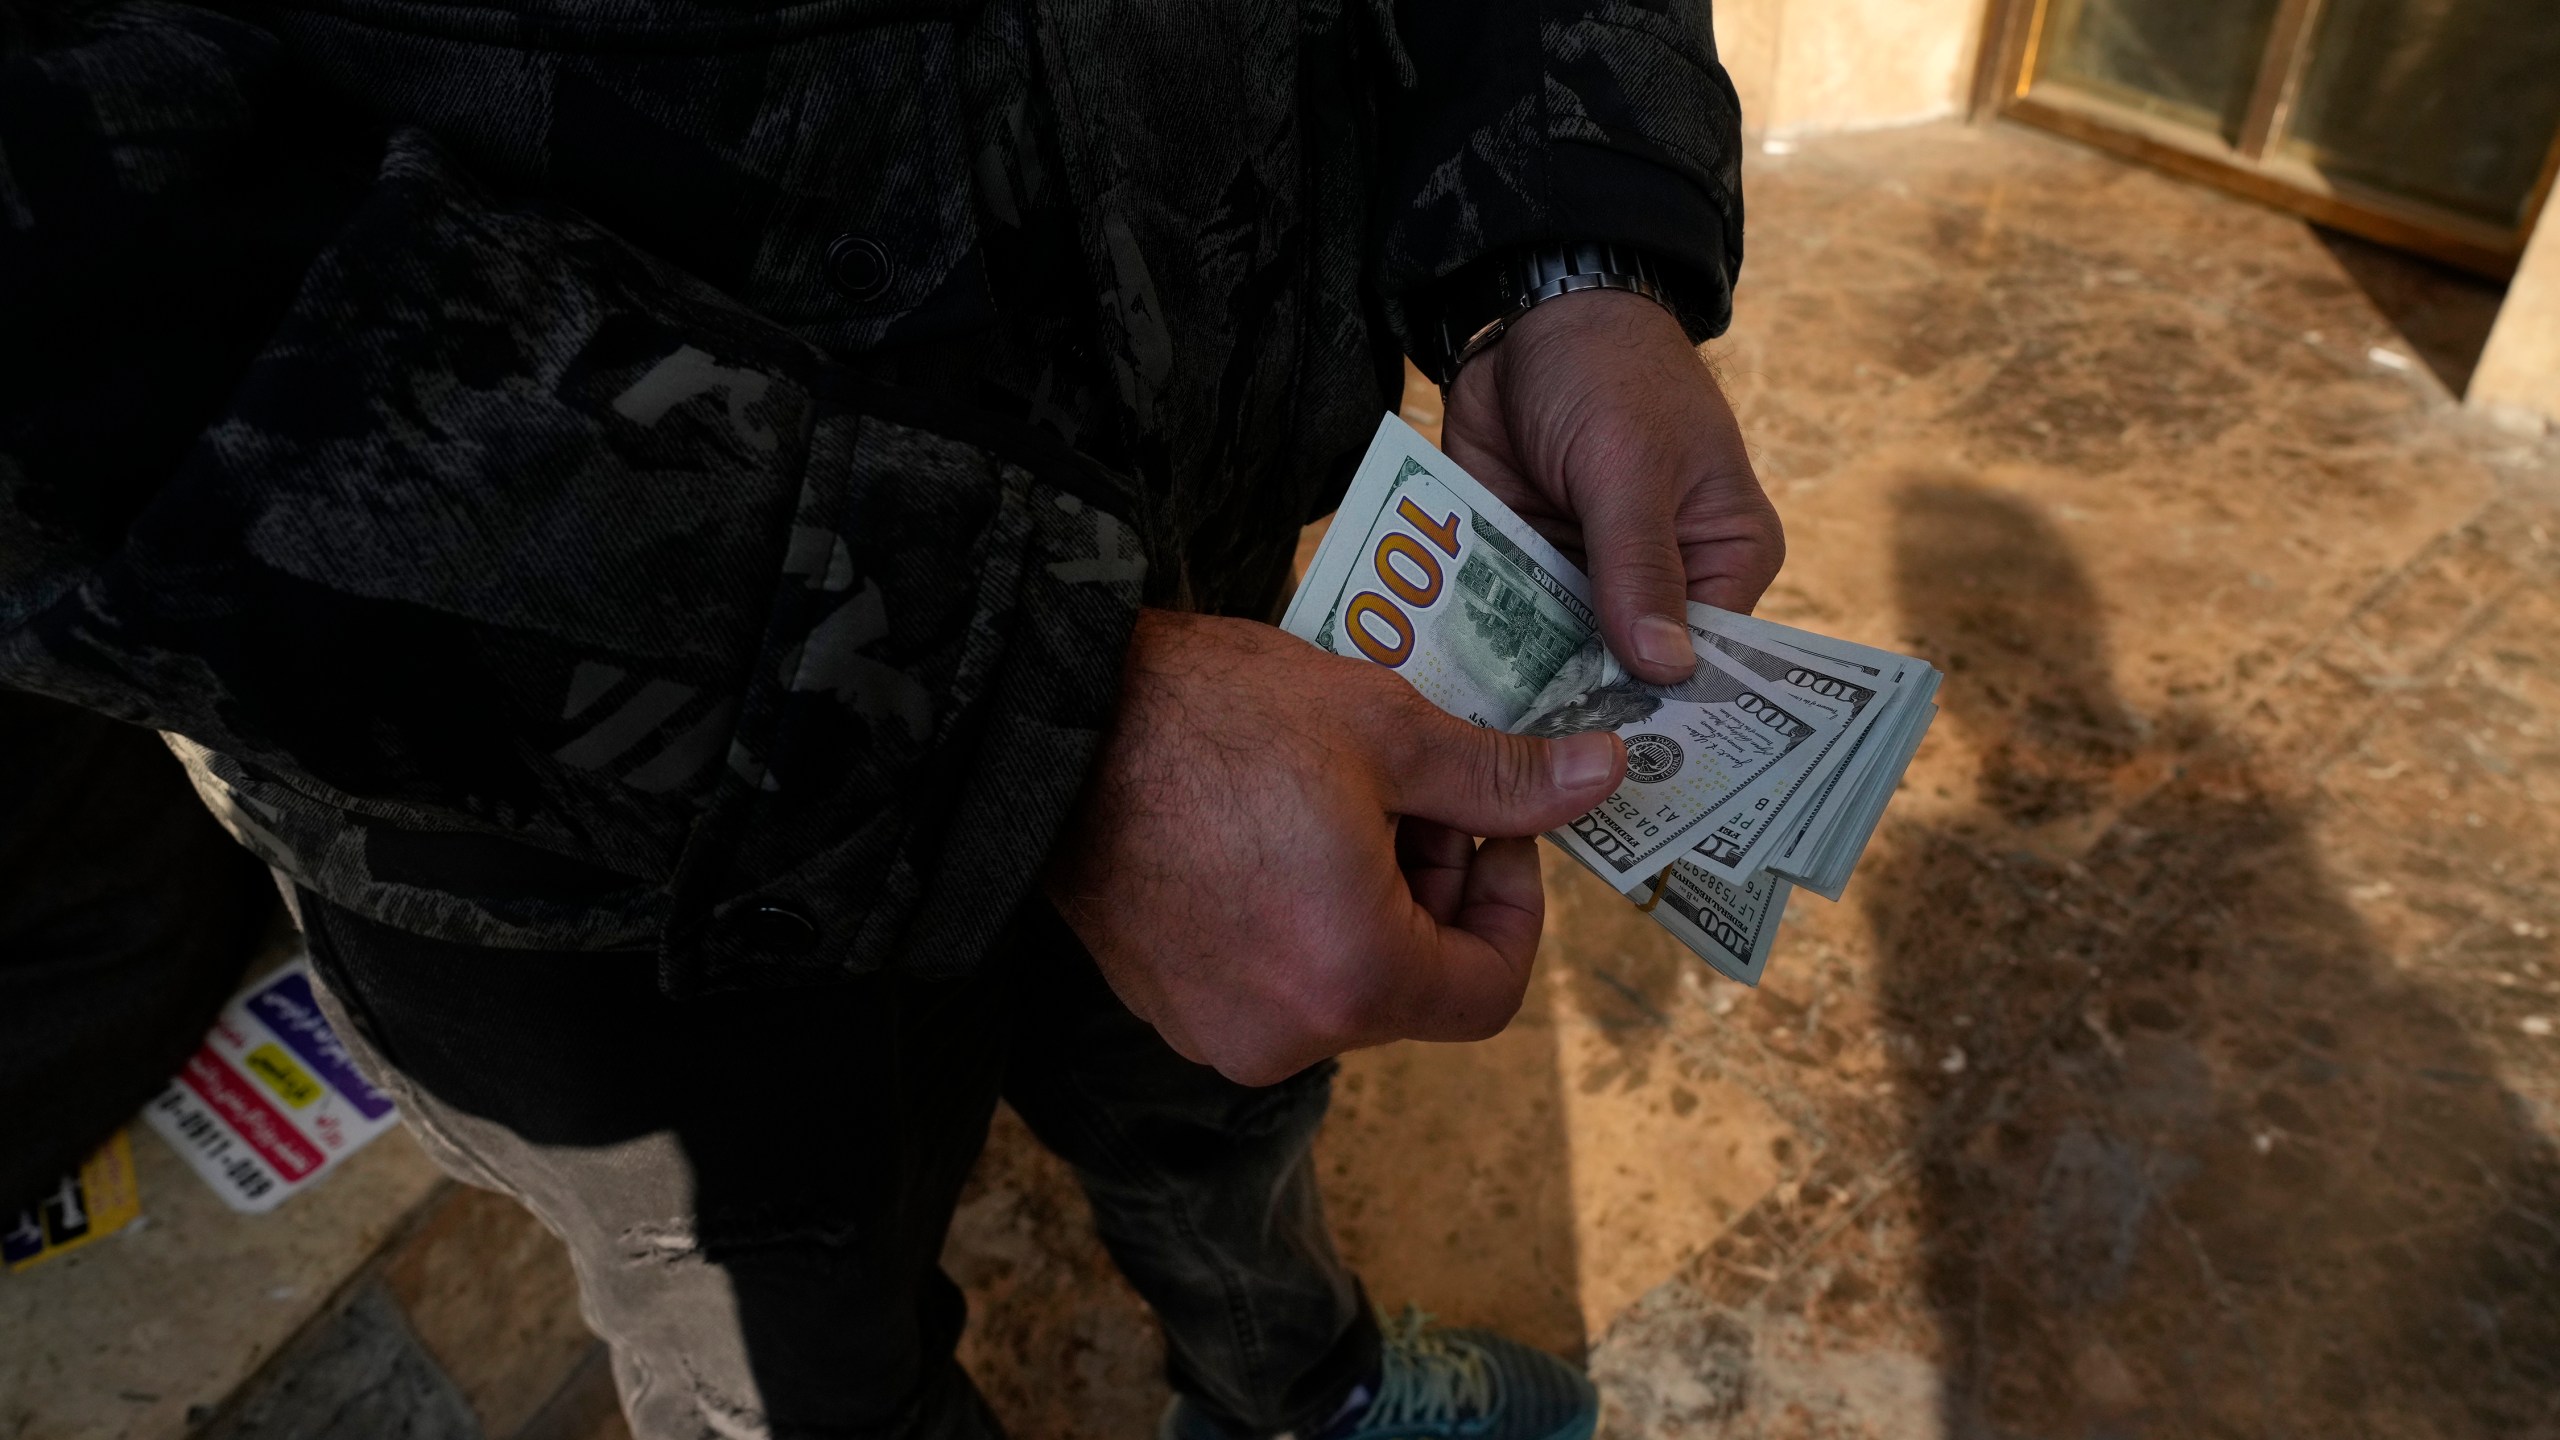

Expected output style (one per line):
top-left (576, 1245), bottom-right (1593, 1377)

top-left (1375, 0), bottom-right (1746, 343)
top-left (0, 1), bottom-right (1143, 991)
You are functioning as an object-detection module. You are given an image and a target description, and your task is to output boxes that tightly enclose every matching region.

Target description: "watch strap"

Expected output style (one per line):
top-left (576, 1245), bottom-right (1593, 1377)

top-left (1411, 239), bottom-right (1688, 387)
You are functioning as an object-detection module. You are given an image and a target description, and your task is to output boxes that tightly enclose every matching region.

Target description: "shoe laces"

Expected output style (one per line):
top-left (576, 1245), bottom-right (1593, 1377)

top-left (1360, 1307), bottom-right (1499, 1432)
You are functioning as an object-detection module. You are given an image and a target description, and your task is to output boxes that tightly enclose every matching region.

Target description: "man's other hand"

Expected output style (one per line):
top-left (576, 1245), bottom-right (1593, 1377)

top-left (1442, 287), bottom-right (1784, 683)
top-left (1047, 610), bottom-right (1626, 1086)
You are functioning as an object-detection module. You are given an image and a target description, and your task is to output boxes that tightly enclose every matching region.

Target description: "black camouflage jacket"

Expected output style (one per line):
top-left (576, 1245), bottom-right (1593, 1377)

top-left (0, 0), bottom-right (1743, 991)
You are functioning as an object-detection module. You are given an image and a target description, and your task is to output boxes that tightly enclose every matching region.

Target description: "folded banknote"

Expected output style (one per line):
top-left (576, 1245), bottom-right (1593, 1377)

top-left (1282, 414), bottom-right (1940, 985)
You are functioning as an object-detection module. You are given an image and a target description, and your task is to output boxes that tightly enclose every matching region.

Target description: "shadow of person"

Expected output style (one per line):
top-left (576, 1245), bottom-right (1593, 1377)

top-left (1868, 485), bottom-right (2560, 1436)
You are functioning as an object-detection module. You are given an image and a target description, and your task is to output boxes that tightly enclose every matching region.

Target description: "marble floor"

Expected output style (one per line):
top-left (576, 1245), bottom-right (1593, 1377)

top-left (948, 120), bottom-right (2560, 1439)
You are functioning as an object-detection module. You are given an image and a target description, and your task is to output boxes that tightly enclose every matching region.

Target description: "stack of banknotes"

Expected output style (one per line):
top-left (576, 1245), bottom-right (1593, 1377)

top-left (1281, 416), bottom-right (1941, 986)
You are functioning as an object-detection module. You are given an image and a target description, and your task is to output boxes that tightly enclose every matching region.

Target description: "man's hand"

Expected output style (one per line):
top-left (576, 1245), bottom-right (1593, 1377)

top-left (1442, 288), bottom-right (1783, 683)
top-left (1048, 610), bottom-right (1626, 1086)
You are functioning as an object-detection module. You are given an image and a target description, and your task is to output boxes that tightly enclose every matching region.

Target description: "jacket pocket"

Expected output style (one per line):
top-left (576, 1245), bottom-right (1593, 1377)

top-left (664, 390), bottom-right (1144, 994)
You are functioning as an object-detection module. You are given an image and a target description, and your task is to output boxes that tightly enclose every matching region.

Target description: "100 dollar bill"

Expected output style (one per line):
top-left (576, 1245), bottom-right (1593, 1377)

top-left (1632, 862), bottom-right (1790, 985)
top-left (1284, 418), bottom-right (1854, 878)
top-left (1283, 422), bottom-right (1594, 730)
top-left (1512, 634), bottom-right (1844, 879)
top-left (1282, 416), bottom-right (1831, 982)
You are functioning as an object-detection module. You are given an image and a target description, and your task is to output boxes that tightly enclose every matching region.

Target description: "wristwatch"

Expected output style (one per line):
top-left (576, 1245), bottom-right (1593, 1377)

top-left (1409, 238), bottom-right (1693, 388)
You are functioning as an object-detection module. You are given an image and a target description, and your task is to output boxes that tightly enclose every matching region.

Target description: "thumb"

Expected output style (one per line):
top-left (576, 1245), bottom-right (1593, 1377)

top-left (1385, 711), bottom-right (1624, 837)
top-left (1576, 465), bottom-right (1699, 684)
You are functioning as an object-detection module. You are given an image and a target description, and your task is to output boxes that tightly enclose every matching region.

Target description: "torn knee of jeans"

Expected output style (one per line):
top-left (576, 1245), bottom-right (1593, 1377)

top-left (621, 1220), bottom-right (708, 1265)
top-left (684, 1376), bottom-right (778, 1440)
top-left (620, 1213), bottom-right (868, 1265)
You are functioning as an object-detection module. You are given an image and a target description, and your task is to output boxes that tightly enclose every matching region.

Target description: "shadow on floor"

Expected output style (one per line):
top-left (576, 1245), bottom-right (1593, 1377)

top-left (1320, 968), bottom-right (1589, 1360)
top-left (1871, 485), bottom-right (2560, 1436)
top-left (2310, 227), bottom-right (2507, 396)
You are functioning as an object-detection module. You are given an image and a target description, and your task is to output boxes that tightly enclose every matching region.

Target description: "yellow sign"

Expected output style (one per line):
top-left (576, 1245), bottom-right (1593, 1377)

top-left (4, 1131), bottom-right (142, 1273)
top-left (245, 1044), bottom-right (322, 1109)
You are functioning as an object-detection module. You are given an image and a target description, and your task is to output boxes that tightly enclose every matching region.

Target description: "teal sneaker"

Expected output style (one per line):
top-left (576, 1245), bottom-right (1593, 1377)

top-left (1160, 1307), bottom-right (1599, 1440)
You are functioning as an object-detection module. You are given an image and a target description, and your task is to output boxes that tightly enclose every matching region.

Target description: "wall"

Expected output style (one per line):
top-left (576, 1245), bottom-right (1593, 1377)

top-left (2470, 207), bottom-right (2560, 434)
top-left (1712, 0), bottom-right (1990, 138)
top-left (1711, 0), bottom-right (1785, 134)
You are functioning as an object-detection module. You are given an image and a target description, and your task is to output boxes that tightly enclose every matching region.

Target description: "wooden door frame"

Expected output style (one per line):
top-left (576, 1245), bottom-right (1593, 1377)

top-left (1969, 0), bottom-right (2560, 278)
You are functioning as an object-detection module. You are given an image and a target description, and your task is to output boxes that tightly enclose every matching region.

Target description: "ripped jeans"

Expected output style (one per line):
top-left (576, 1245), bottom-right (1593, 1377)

top-left (299, 894), bottom-right (1377, 1440)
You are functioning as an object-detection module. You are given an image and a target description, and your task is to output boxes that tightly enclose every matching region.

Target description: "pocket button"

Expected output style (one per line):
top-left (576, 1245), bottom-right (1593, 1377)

top-left (826, 235), bottom-right (895, 303)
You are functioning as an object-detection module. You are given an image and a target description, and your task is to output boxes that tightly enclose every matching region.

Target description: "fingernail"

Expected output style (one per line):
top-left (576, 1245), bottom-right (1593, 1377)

top-left (1550, 732), bottom-right (1622, 791)
top-left (1633, 614), bottom-right (1693, 673)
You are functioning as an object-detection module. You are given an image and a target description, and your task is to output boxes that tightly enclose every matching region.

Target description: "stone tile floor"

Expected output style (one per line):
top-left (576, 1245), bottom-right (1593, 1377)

top-left (11, 117), bottom-right (2560, 1440)
top-left (949, 120), bottom-right (2560, 1439)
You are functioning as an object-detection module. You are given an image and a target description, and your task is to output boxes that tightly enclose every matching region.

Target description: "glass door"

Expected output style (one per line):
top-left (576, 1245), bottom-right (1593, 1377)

top-left (1983, 0), bottom-right (2560, 276)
